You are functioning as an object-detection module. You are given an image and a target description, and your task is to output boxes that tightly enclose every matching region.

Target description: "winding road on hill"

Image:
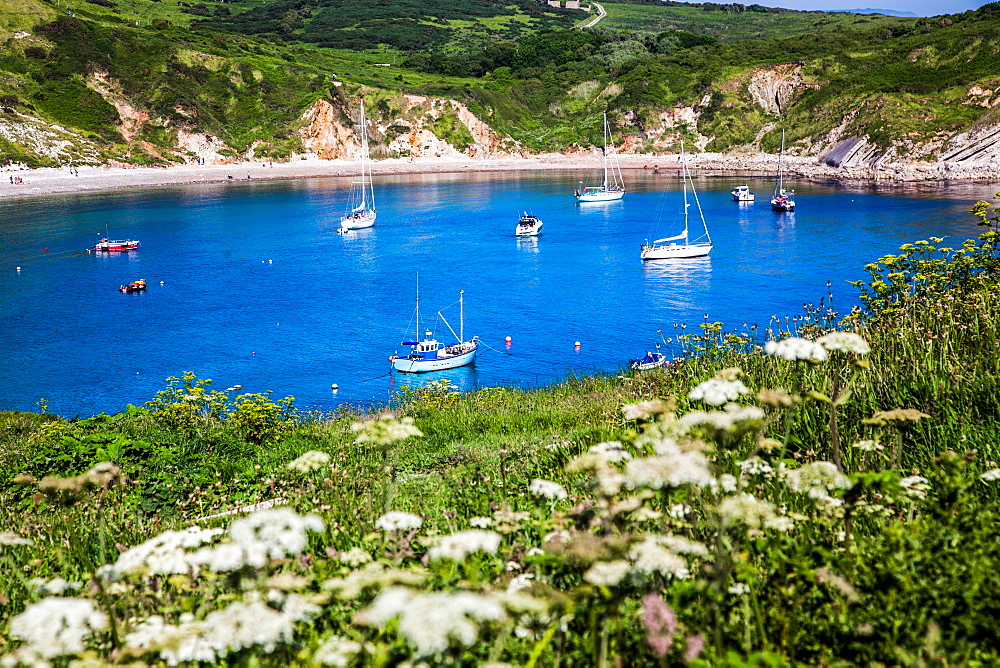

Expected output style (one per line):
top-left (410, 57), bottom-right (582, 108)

top-left (580, 2), bottom-right (607, 29)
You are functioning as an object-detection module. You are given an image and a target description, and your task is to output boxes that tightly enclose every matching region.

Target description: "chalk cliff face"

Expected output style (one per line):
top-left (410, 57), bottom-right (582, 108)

top-left (299, 94), bottom-right (520, 161)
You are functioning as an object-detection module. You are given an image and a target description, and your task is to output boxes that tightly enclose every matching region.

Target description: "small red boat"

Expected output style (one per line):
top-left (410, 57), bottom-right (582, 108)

top-left (120, 279), bottom-right (146, 293)
top-left (92, 238), bottom-right (139, 252)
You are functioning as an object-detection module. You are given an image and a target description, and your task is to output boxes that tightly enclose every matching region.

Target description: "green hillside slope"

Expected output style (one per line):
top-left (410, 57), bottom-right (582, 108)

top-left (1, 0), bottom-right (1000, 168)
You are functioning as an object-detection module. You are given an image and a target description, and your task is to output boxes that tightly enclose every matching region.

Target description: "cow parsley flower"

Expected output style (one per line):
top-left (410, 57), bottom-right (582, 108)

top-left (313, 635), bottom-right (363, 667)
top-left (583, 560), bottom-right (632, 587)
top-left (739, 457), bottom-right (773, 476)
top-left (764, 338), bottom-right (828, 362)
top-left (625, 451), bottom-right (714, 489)
top-left (718, 494), bottom-right (780, 529)
top-left (981, 468), bottom-right (1000, 482)
top-left (125, 598), bottom-right (298, 665)
top-left (622, 400), bottom-right (667, 420)
top-left (0, 532), bottom-right (33, 546)
top-left (7, 598), bottom-right (107, 662)
top-left (190, 509), bottom-right (323, 573)
top-left (680, 404), bottom-right (765, 432)
top-left (427, 530), bottom-right (502, 562)
top-left (852, 439), bottom-right (883, 452)
top-left (106, 526), bottom-right (225, 577)
top-left (899, 475), bottom-right (930, 499)
top-left (589, 441), bottom-right (632, 461)
top-left (352, 415), bottom-right (423, 445)
top-left (719, 474), bottom-right (738, 493)
top-left (287, 450), bottom-right (331, 473)
top-left (688, 378), bottom-right (750, 406)
top-left (817, 331), bottom-right (871, 355)
top-left (629, 537), bottom-right (690, 579)
top-left (529, 478), bottom-right (568, 500)
top-left (469, 516), bottom-right (493, 528)
top-left (785, 461), bottom-right (851, 498)
top-left (358, 587), bottom-right (505, 656)
top-left (375, 511), bottom-right (423, 532)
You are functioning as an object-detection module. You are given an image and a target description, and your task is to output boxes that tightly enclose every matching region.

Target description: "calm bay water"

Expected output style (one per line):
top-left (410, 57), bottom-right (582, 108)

top-left (0, 170), bottom-right (992, 417)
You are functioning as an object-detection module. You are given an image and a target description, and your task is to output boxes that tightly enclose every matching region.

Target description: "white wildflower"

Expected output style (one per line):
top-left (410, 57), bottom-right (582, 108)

top-left (524, 547), bottom-right (544, 558)
top-left (728, 583), bottom-right (750, 596)
top-left (341, 547), bottom-right (373, 566)
top-left (280, 593), bottom-right (322, 622)
top-left (625, 451), bottom-right (714, 489)
top-left (286, 450), bottom-right (331, 473)
top-left (506, 573), bottom-right (535, 594)
top-left (680, 404), bottom-right (765, 432)
top-left (688, 378), bottom-right (750, 406)
top-left (29, 577), bottom-right (81, 596)
top-left (661, 535), bottom-right (709, 556)
top-left (352, 415), bottom-right (423, 444)
top-left (630, 507), bottom-right (663, 522)
top-left (190, 508), bottom-right (323, 573)
top-left (322, 563), bottom-right (427, 599)
top-left (469, 516), bottom-right (493, 528)
top-left (981, 468), bottom-right (1000, 482)
top-left (629, 537), bottom-right (690, 579)
top-left (852, 439), bottom-right (883, 452)
top-left (358, 587), bottom-right (505, 656)
top-left (764, 337), bottom-right (828, 362)
top-left (739, 457), bottom-right (773, 476)
top-left (0, 532), bottom-right (33, 546)
top-left (900, 475), bottom-right (930, 499)
top-left (375, 511), bottom-right (423, 532)
top-left (717, 494), bottom-right (779, 528)
top-left (817, 331), bottom-right (871, 355)
top-left (106, 526), bottom-right (224, 577)
top-left (126, 598), bottom-right (296, 665)
top-left (595, 467), bottom-right (625, 497)
top-left (8, 598), bottom-right (107, 661)
top-left (313, 635), bottom-right (363, 667)
top-left (764, 515), bottom-right (795, 532)
top-left (589, 441), bottom-right (632, 461)
top-left (583, 560), bottom-right (632, 587)
top-left (427, 530), bottom-right (502, 562)
top-left (669, 503), bottom-right (692, 519)
top-left (528, 478), bottom-right (568, 500)
top-left (622, 400), bottom-right (667, 420)
top-left (785, 461), bottom-right (850, 498)
top-left (719, 474), bottom-right (738, 493)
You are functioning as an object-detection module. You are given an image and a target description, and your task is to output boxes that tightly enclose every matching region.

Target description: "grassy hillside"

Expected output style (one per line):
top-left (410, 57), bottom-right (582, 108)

top-left (599, 0), bottom-right (917, 40)
top-left (3, 205), bottom-right (1000, 664)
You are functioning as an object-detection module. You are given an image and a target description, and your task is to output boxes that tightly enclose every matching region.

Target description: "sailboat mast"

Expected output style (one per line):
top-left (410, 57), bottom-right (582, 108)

top-left (682, 141), bottom-right (689, 241)
top-left (415, 273), bottom-right (420, 340)
top-left (360, 98), bottom-right (369, 209)
top-left (775, 130), bottom-right (784, 196)
top-left (459, 290), bottom-right (464, 342)
top-left (603, 113), bottom-right (609, 190)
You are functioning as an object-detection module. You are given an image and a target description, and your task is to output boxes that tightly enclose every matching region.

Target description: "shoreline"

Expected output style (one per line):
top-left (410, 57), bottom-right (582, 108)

top-left (0, 152), bottom-right (995, 200)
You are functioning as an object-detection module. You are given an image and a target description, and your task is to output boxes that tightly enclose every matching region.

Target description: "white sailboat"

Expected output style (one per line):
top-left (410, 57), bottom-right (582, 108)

top-left (574, 113), bottom-right (625, 202)
top-left (641, 143), bottom-right (712, 260)
top-left (770, 130), bottom-right (795, 212)
top-left (340, 98), bottom-right (376, 230)
top-left (391, 275), bottom-right (479, 373)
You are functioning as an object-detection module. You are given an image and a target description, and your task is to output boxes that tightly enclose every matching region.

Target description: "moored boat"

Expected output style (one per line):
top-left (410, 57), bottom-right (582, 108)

top-left (630, 350), bottom-right (670, 371)
top-left (575, 113), bottom-right (625, 202)
top-left (770, 130), bottom-right (796, 212)
top-left (119, 279), bottom-right (146, 293)
top-left (340, 98), bottom-right (377, 231)
top-left (515, 213), bottom-right (543, 236)
top-left (641, 142), bottom-right (713, 261)
top-left (731, 185), bottom-right (754, 202)
top-left (391, 276), bottom-right (479, 373)
top-left (92, 238), bottom-right (139, 252)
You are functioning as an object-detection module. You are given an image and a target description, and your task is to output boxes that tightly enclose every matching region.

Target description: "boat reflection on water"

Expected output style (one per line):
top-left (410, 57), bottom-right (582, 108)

top-left (516, 236), bottom-right (539, 253)
top-left (641, 256), bottom-right (713, 310)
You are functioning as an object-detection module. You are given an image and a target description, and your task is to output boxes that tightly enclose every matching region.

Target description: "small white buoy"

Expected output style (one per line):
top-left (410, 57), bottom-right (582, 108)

top-left (331, 383), bottom-right (339, 391)
top-left (268, 259), bottom-right (272, 264)
top-left (505, 336), bottom-right (512, 343)
top-left (159, 280), bottom-right (164, 285)
top-left (16, 266), bottom-right (21, 272)
top-left (574, 341), bottom-right (581, 347)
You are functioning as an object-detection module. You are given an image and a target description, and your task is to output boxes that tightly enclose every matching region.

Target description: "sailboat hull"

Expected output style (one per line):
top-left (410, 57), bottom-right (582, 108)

top-left (341, 209), bottom-right (377, 229)
top-left (576, 189), bottom-right (625, 202)
top-left (641, 243), bottom-right (712, 260)
top-left (392, 344), bottom-right (478, 373)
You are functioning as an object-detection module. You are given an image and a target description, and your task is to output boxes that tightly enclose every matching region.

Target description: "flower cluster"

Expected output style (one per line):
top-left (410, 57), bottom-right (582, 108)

top-left (427, 530), bottom-right (502, 562)
top-left (764, 337), bottom-right (828, 362)
top-left (687, 378), bottom-right (750, 406)
top-left (287, 450), bottom-right (331, 473)
top-left (5, 598), bottom-right (107, 665)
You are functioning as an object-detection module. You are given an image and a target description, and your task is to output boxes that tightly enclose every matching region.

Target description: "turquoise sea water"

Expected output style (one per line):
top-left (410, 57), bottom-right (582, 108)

top-left (0, 170), bottom-right (991, 416)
